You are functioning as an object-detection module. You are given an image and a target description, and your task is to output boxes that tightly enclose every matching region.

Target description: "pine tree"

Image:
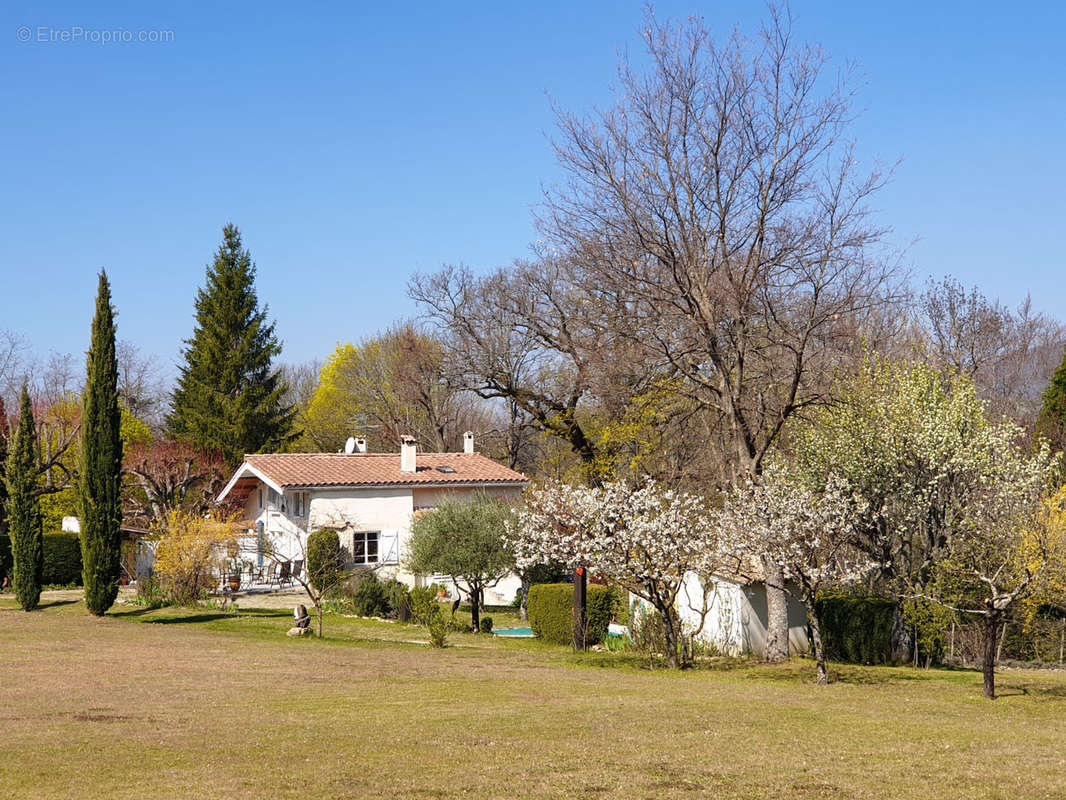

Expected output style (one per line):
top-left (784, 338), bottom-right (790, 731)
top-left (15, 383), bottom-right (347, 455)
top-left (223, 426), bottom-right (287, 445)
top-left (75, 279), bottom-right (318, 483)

top-left (79, 271), bottom-right (124, 615)
top-left (6, 385), bottom-right (43, 610)
top-left (167, 224), bottom-right (293, 466)
top-left (0, 396), bottom-right (10, 583)
top-left (1036, 346), bottom-right (1066, 453)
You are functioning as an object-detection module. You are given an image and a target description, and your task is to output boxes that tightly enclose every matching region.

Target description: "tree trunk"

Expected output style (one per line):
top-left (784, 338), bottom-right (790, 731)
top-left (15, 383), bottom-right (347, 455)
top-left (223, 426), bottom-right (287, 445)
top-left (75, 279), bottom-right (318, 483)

top-left (316, 603), bottom-right (323, 638)
top-left (763, 557), bottom-right (789, 662)
top-left (470, 584), bottom-right (481, 634)
top-left (808, 603), bottom-right (828, 685)
top-left (573, 567), bottom-right (587, 651)
top-left (661, 605), bottom-right (680, 669)
top-left (890, 601), bottom-right (913, 664)
top-left (519, 575), bottom-right (530, 622)
top-left (982, 612), bottom-right (1000, 700)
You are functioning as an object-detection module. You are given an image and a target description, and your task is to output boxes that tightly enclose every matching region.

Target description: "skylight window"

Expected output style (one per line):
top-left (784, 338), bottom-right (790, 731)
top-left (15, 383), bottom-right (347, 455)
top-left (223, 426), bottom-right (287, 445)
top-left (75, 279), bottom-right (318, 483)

top-left (436, 466), bottom-right (457, 474)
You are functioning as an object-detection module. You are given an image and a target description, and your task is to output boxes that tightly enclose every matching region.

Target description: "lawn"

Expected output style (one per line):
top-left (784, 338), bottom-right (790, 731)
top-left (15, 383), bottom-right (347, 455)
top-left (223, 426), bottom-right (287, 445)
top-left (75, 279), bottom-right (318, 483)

top-left (2, 595), bottom-right (1066, 799)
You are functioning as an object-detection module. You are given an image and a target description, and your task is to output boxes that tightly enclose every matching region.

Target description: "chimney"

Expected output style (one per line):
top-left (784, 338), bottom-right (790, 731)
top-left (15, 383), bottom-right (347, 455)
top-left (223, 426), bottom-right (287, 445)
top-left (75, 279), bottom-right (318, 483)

top-left (354, 437), bottom-right (367, 454)
top-left (463, 431), bottom-right (475, 455)
top-left (400, 436), bottom-right (417, 473)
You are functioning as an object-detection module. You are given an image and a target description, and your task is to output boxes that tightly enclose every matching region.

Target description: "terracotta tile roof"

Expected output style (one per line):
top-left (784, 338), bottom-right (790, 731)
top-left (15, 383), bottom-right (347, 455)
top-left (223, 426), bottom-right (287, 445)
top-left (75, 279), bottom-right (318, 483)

top-left (243, 452), bottom-right (528, 488)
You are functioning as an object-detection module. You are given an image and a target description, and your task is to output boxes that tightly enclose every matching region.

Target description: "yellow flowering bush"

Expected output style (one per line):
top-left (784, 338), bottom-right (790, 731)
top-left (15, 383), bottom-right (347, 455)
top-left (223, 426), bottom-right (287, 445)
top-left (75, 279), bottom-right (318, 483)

top-left (153, 510), bottom-right (236, 606)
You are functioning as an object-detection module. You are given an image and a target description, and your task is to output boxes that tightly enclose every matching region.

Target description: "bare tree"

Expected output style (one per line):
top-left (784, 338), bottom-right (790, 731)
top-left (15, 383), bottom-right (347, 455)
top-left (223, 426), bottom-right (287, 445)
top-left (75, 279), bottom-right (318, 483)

top-left (411, 261), bottom-right (658, 484)
top-left (539, 9), bottom-right (901, 484)
top-left (531, 9), bottom-right (900, 660)
top-left (0, 329), bottom-right (30, 408)
top-left (920, 276), bottom-right (1066, 427)
top-left (116, 340), bottom-right (169, 431)
top-left (124, 439), bottom-right (228, 526)
top-left (278, 358), bottom-right (321, 451)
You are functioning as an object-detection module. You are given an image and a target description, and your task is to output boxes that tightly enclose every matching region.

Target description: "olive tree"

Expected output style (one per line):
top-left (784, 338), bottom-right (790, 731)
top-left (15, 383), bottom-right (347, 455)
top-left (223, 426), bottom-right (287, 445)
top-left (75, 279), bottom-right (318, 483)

top-left (407, 493), bottom-right (514, 633)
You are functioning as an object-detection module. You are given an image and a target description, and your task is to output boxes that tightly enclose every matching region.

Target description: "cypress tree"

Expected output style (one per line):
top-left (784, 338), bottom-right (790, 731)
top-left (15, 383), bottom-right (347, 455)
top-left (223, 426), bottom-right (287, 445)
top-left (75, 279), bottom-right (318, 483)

top-left (1036, 346), bottom-right (1066, 453)
top-left (0, 396), bottom-right (10, 583)
top-left (6, 385), bottom-right (43, 610)
top-left (79, 271), bottom-right (123, 615)
top-left (167, 224), bottom-right (293, 466)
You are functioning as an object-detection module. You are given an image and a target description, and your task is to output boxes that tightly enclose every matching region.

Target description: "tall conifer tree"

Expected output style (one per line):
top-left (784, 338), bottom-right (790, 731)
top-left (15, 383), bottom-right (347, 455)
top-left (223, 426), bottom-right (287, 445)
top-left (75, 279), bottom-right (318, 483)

top-left (0, 397), bottom-right (10, 583)
top-left (1037, 347), bottom-right (1066, 453)
top-left (6, 385), bottom-right (43, 610)
top-left (167, 224), bottom-right (293, 465)
top-left (79, 271), bottom-right (123, 615)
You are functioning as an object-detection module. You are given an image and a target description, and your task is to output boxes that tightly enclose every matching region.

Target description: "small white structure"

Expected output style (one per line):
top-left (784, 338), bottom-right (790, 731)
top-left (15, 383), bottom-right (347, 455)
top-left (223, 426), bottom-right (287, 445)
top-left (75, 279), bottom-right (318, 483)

top-left (669, 569), bottom-right (809, 657)
top-left (216, 434), bottom-right (529, 603)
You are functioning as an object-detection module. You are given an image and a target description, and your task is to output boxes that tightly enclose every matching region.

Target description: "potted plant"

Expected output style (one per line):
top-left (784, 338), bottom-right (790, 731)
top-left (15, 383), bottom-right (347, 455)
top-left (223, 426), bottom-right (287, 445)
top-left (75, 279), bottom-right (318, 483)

top-left (226, 558), bottom-right (242, 592)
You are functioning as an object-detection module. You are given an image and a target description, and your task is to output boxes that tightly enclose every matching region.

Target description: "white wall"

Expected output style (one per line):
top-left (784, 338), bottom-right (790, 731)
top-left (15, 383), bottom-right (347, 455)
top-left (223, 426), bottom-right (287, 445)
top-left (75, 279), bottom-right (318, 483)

top-left (239, 487), bottom-right (309, 565)
top-left (638, 572), bottom-right (811, 658)
top-left (678, 573), bottom-right (748, 656)
top-left (309, 487), bottom-right (413, 581)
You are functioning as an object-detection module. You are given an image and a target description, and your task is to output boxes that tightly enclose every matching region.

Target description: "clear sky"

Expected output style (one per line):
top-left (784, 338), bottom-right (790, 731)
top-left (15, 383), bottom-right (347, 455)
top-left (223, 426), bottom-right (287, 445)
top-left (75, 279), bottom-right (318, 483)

top-left (2, 1), bottom-right (1064, 376)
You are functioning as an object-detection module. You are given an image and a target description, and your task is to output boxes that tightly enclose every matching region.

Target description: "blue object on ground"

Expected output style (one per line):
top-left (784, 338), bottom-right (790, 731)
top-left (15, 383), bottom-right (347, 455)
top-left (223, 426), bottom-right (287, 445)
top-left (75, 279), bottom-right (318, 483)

top-left (493, 627), bottom-right (534, 637)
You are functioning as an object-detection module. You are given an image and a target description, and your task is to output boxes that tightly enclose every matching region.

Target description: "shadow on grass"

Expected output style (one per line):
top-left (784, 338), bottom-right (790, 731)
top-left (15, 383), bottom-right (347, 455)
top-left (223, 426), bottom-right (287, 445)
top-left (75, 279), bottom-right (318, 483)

top-left (996, 681), bottom-right (1066, 699)
top-left (145, 612), bottom-right (238, 625)
top-left (109, 607), bottom-right (159, 618)
top-left (38, 599), bottom-right (80, 609)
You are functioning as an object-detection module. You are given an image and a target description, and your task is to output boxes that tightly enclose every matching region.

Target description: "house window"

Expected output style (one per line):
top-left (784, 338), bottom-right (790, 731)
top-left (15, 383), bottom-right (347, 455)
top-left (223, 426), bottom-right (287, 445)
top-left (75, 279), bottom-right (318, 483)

top-left (351, 531), bottom-right (380, 565)
top-left (258, 488), bottom-right (263, 510)
top-left (268, 489), bottom-right (280, 509)
top-left (290, 491), bottom-right (308, 517)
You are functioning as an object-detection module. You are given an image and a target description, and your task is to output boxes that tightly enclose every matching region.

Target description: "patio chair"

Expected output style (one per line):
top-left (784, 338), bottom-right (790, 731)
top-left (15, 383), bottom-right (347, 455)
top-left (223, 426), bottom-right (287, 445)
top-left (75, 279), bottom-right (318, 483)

top-left (278, 560), bottom-right (292, 587)
top-left (291, 560), bottom-right (304, 582)
top-left (246, 565), bottom-right (264, 586)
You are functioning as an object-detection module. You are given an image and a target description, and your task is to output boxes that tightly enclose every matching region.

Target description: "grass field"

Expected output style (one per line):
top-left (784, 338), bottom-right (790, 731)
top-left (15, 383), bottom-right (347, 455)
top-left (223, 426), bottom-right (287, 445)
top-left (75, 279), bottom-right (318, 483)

top-left (2, 594), bottom-right (1066, 799)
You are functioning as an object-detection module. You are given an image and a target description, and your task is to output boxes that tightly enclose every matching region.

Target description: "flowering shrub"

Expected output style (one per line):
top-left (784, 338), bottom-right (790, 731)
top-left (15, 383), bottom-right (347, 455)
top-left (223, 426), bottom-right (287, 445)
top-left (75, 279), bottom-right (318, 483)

top-left (152, 510), bottom-right (236, 606)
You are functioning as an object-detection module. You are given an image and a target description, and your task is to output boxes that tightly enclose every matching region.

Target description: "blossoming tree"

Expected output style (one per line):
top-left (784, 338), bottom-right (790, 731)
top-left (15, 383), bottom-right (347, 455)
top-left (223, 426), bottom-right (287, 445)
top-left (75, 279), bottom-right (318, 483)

top-left (929, 436), bottom-right (1062, 698)
top-left (507, 479), bottom-right (720, 668)
top-left (719, 473), bottom-right (874, 684)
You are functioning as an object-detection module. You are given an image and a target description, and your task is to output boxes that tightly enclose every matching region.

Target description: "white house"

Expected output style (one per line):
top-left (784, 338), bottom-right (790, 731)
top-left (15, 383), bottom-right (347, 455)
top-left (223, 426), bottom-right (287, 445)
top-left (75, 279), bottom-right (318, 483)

top-left (215, 434), bottom-right (529, 602)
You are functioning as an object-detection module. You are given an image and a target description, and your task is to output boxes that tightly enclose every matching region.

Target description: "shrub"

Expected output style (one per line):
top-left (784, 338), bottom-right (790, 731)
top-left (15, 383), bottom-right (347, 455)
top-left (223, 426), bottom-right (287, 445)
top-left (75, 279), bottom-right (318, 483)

top-left (134, 575), bottom-right (166, 609)
top-left (480, 616), bottom-right (493, 633)
top-left (42, 532), bottom-right (82, 586)
top-left (527, 583), bottom-right (618, 645)
top-left (306, 529), bottom-right (344, 593)
top-left (409, 584), bottom-right (444, 622)
top-left (406, 583), bottom-right (449, 647)
top-left (426, 606), bottom-right (449, 647)
top-left (815, 595), bottom-right (895, 665)
top-left (630, 600), bottom-right (669, 656)
top-left (153, 510), bottom-right (235, 606)
top-left (347, 570), bottom-right (391, 617)
top-left (383, 579), bottom-right (412, 621)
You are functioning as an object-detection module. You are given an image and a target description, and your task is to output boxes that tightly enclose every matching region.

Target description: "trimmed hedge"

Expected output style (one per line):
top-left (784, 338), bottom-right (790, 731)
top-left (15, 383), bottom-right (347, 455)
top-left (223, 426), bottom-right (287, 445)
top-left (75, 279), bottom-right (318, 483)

top-left (815, 595), bottom-right (895, 665)
top-left (43, 532), bottom-right (83, 586)
top-left (527, 582), bottom-right (617, 646)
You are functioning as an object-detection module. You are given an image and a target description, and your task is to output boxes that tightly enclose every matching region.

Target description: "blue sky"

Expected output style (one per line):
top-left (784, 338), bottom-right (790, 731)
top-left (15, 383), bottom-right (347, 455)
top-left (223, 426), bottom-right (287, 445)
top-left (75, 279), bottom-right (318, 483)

top-left (2, 1), bottom-right (1064, 375)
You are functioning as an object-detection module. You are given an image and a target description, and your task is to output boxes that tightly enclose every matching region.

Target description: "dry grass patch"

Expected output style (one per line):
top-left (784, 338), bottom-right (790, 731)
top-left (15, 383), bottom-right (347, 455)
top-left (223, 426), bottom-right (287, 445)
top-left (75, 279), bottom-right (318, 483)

top-left (1, 595), bottom-right (1066, 799)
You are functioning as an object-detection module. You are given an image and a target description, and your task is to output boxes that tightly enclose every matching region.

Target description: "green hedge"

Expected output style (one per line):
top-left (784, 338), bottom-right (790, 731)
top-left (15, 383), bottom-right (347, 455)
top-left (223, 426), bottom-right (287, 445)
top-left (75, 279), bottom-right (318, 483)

top-left (306, 529), bottom-right (343, 592)
top-left (527, 582), bottom-right (618, 646)
top-left (815, 595), bottom-right (895, 665)
top-left (43, 532), bottom-right (83, 586)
